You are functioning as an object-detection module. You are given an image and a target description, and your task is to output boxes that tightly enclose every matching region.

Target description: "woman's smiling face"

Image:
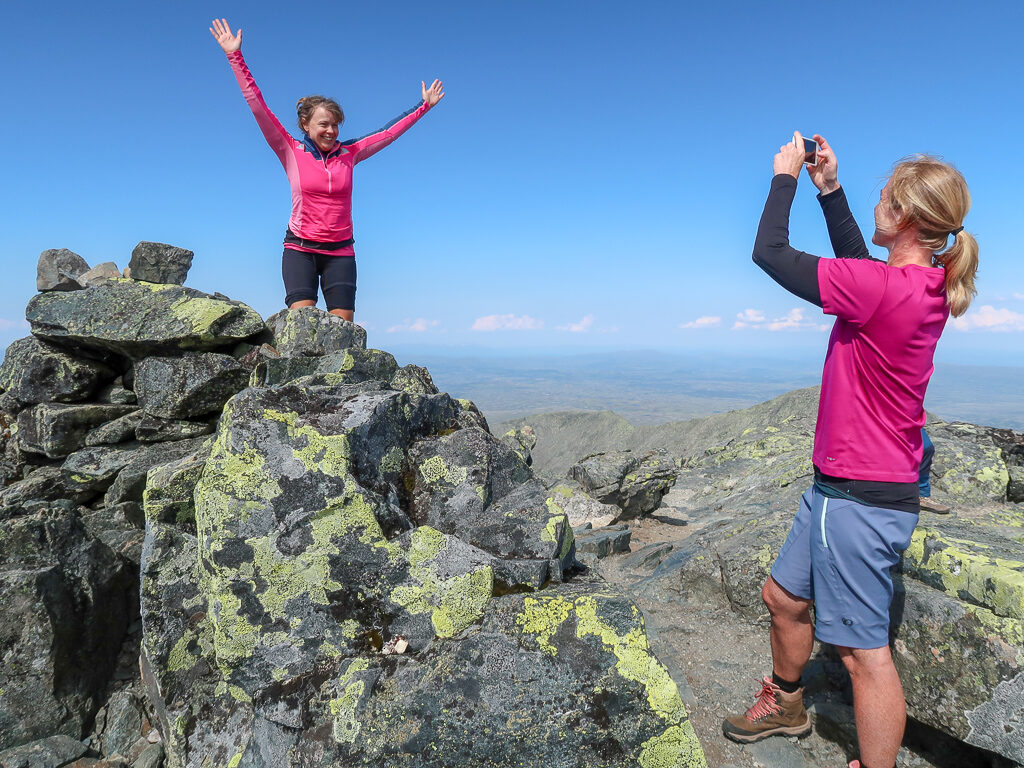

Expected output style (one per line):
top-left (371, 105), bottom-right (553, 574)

top-left (302, 106), bottom-right (339, 153)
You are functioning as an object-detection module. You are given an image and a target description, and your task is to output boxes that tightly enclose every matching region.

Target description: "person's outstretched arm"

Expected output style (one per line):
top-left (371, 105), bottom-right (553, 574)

top-left (344, 80), bottom-right (445, 164)
top-left (751, 132), bottom-right (822, 307)
top-left (805, 134), bottom-right (876, 261)
top-left (210, 19), bottom-right (293, 164)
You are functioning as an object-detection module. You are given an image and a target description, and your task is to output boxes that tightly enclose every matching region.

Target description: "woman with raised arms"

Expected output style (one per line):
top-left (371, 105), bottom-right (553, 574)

top-left (210, 18), bottom-right (444, 321)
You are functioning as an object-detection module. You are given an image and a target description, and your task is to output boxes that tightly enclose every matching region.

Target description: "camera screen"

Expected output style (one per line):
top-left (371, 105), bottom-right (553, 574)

top-left (803, 137), bottom-right (818, 166)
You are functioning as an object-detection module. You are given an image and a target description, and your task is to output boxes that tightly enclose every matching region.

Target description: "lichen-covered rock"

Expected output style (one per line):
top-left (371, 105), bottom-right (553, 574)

top-left (547, 481), bottom-right (621, 528)
top-left (500, 424), bottom-right (537, 466)
top-left (249, 348), bottom-right (397, 388)
top-left (95, 379), bottom-right (138, 405)
top-left (264, 307), bottom-right (367, 356)
top-left (388, 363), bottom-right (439, 395)
top-left (0, 337), bottom-right (116, 405)
top-left (409, 427), bottom-right (575, 575)
top-left (0, 503), bottom-right (134, 750)
top-left (103, 436), bottom-right (209, 506)
top-left (129, 241), bottom-right (194, 285)
top-left (893, 578), bottom-right (1024, 763)
top-left (134, 352), bottom-right (249, 419)
top-left (568, 449), bottom-right (677, 518)
top-left (134, 361), bottom-right (698, 767)
top-left (928, 420), bottom-right (1013, 504)
top-left (36, 248), bottom-right (89, 292)
top-left (61, 442), bottom-right (140, 498)
top-left (17, 403), bottom-right (137, 458)
top-left (135, 414), bottom-right (215, 443)
top-left (0, 466), bottom-right (97, 509)
top-left (26, 279), bottom-right (265, 358)
top-left (142, 441), bottom-right (212, 528)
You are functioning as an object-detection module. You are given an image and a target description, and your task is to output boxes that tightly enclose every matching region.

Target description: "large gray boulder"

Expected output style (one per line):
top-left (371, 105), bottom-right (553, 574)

top-left (0, 336), bottom-right (115, 405)
top-left (568, 448), bottom-right (677, 518)
top-left (26, 279), bottom-right (264, 358)
top-left (138, 366), bottom-right (702, 767)
top-left (129, 241), bottom-right (194, 285)
top-left (36, 248), bottom-right (89, 292)
top-left (0, 501), bottom-right (134, 750)
top-left (134, 352), bottom-right (248, 419)
top-left (264, 306), bottom-right (367, 356)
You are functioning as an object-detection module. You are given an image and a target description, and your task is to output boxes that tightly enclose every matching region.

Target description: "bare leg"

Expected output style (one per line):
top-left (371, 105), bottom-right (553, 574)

top-left (288, 300), bottom-right (316, 309)
top-left (329, 308), bottom-right (354, 321)
top-left (838, 645), bottom-right (905, 768)
top-left (762, 576), bottom-right (814, 682)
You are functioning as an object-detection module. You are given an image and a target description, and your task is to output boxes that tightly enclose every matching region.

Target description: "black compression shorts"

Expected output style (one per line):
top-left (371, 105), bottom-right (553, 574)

top-left (282, 248), bottom-right (357, 311)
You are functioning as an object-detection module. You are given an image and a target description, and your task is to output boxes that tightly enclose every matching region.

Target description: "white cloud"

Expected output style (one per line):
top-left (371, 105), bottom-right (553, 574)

top-left (733, 307), bottom-right (830, 332)
top-left (680, 315), bottom-right (721, 329)
top-left (557, 314), bottom-right (595, 333)
top-left (1014, 293), bottom-right (1024, 301)
top-left (950, 305), bottom-right (1024, 332)
top-left (386, 318), bottom-right (440, 333)
top-left (471, 314), bottom-right (544, 331)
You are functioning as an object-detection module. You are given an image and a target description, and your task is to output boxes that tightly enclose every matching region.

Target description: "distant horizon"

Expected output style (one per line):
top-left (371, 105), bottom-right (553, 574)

top-left (2, 1), bottom-right (1023, 362)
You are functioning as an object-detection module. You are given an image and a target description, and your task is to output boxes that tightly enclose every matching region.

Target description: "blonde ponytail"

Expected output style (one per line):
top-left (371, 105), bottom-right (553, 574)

top-left (888, 156), bottom-right (979, 317)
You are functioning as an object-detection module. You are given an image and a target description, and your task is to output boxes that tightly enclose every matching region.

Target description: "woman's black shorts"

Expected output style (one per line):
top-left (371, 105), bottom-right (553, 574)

top-left (282, 247), bottom-right (357, 311)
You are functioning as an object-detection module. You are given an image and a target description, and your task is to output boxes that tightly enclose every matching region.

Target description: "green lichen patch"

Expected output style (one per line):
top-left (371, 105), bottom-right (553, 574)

top-left (903, 527), bottom-right (1024, 620)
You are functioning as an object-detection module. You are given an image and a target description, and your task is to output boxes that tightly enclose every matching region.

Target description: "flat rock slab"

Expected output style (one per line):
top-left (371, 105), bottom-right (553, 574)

top-left (18, 403), bottom-right (137, 458)
top-left (135, 353), bottom-right (248, 419)
top-left (0, 336), bottom-right (115, 405)
top-left (0, 734), bottom-right (88, 768)
top-left (249, 348), bottom-right (397, 388)
top-left (27, 280), bottom-right (264, 358)
top-left (265, 307), bottom-right (367, 356)
top-left (546, 481), bottom-right (619, 528)
top-left (575, 524), bottom-right (632, 558)
top-left (135, 414), bottom-right (214, 442)
top-left (36, 248), bottom-right (89, 292)
top-left (129, 241), bottom-right (194, 285)
top-left (85, 410), bottom-right (144, 447)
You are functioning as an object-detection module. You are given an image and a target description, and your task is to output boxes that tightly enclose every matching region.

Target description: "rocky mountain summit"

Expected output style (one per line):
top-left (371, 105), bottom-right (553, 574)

top-left (0, 246), bottom-right (705, 768)
top-left (513, 389), bottom-right (1024, 767)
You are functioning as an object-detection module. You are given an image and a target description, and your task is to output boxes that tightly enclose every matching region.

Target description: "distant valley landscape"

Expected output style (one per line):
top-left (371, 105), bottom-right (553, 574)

top-left (395, 349), bottom-right (1024, 432)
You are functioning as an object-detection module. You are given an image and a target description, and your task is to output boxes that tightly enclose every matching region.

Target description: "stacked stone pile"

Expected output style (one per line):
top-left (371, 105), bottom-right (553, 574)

top-left (0, 245), bottom-right (707, 767)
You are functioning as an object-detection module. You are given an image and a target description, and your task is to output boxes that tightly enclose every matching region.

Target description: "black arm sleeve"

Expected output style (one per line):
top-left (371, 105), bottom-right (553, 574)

top-left (817, 186), bottom-right (880, 261)
top-left (751, 174), bottom-right (822, 307)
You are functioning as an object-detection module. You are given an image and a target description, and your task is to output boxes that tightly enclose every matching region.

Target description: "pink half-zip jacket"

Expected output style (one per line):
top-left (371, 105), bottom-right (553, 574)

top-left (226, 50), bottom-right (432, 256)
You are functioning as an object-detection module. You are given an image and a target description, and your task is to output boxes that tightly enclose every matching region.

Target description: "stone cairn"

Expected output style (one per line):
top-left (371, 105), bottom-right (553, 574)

top-left (0, 244), bottom-right (707, 767)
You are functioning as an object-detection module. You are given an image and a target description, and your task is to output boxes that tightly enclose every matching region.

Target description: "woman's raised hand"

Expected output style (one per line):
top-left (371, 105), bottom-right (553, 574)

top-left (210, 18), bottom-right (242, 54)
top-left (805, 134), bottom-right (840, 195)
top-left (773, 131), bottom-right (808, 180)
top-left (422, 79), bottom-right (445, 107)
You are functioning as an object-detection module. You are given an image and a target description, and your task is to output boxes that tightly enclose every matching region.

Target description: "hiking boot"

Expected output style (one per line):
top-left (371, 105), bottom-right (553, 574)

top-left (920, 498), bottom-right (951, 514)
top-left (722, 676), bottom-right (812, 743)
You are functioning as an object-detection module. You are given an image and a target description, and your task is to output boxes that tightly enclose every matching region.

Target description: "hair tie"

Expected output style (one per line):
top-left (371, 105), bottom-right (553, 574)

top-left (950, 226), bottom-right (964, 236)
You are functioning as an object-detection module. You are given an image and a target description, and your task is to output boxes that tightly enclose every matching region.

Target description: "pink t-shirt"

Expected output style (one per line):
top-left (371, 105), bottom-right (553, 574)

top-left (814, 258), bottom-right (949, 482)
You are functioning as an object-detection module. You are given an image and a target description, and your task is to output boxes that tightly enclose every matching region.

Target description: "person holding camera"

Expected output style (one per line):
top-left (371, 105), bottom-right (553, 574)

top-left (209, 18), bottom-right (444, 321)
top-left (722, 132), bottom-right (978, 768)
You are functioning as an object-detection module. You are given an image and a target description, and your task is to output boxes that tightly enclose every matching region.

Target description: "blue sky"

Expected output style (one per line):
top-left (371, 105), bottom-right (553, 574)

top-left (1, 0), bottom-right (1022, 365)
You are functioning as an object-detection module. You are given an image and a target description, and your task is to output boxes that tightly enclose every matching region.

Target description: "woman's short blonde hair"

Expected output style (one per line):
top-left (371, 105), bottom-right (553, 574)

top-left (887, 156), bottom-right (978, 317)
top-left (296, 96), bottom-right (345, 133)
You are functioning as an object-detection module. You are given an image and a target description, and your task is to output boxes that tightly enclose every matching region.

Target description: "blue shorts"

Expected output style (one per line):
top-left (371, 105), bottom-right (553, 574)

top-left (770, 485), bottom-right (918, 650)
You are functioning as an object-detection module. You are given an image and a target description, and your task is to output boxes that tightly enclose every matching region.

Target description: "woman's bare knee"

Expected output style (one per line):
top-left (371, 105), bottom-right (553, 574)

top-left (763, 577), bottom-right (811, 620)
